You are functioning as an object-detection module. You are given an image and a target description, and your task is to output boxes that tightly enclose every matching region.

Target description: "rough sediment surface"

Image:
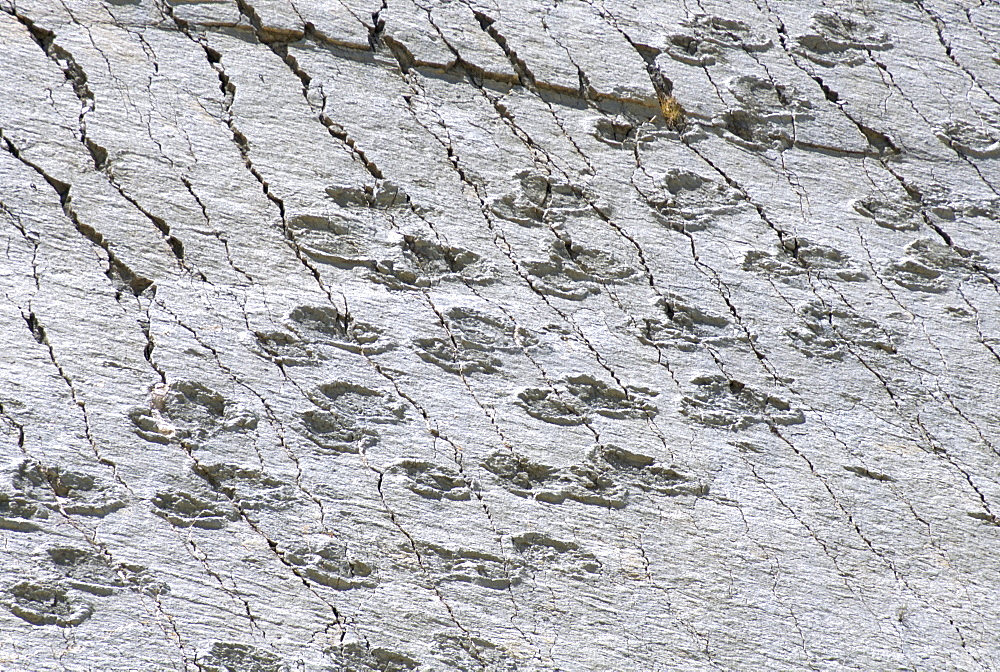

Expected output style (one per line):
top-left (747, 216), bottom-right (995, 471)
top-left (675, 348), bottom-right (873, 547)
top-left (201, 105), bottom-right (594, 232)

top-left (1, 0), bottom-right (999, 669)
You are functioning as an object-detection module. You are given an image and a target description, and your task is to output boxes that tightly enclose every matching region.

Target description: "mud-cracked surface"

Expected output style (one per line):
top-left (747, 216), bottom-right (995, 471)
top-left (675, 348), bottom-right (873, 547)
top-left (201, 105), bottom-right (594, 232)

top-left (1, 0), bottom-right (999, 669)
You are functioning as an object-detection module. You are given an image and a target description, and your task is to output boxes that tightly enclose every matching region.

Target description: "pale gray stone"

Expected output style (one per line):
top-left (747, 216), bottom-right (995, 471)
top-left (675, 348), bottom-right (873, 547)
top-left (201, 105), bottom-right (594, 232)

top-left (1, 0), bottom-right (998, 669)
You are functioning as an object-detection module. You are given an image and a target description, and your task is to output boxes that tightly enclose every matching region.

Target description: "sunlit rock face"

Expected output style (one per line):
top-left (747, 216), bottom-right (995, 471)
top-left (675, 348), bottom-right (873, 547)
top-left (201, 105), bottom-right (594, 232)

top-left (1, 0), bottom-right (999, 669)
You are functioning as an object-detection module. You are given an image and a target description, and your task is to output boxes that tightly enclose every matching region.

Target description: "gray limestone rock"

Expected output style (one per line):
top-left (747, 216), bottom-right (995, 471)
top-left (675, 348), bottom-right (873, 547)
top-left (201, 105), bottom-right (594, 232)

top-left (1, 0), bottom-right (999, 669)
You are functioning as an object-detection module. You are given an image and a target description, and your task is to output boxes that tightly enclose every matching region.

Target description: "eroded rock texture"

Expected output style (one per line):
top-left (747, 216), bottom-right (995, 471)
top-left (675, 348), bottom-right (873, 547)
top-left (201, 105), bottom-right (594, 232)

top-left (0, 0), bottom-right (998, 669)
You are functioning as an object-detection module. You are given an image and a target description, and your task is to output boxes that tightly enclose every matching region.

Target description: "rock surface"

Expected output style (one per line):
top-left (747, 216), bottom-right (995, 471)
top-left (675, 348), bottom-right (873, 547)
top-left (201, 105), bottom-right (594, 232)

top-left (0, 0), bottom-right (999, 669)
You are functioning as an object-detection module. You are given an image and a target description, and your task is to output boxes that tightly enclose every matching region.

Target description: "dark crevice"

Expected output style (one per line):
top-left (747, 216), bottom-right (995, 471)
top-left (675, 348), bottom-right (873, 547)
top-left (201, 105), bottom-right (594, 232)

top-left (0, 132), bottom-right (154, 298)
top-left (6, 6), bottom-right (193, 276)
